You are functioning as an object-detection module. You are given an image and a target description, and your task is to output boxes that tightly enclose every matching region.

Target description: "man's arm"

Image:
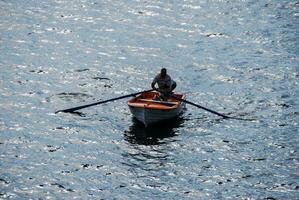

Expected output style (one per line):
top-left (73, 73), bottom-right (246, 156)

top-left (151, 81), bottom-right (156, 89)
top-left (151, 76), bottom-right (158, 89)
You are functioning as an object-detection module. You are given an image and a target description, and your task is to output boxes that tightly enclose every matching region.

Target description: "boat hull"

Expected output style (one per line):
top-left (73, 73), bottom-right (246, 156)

top-left (128, 91), bottom-right (186, 126)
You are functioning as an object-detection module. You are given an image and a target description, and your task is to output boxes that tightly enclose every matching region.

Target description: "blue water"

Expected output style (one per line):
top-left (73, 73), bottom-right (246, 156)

top-left (0, 0), bottom-right (298, 199)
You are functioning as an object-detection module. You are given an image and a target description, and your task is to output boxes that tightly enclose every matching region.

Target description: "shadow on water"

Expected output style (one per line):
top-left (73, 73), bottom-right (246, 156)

top-left (121, 116), bottom-right (186, 174)
top-left (124, 115), bottom-right (185, 145)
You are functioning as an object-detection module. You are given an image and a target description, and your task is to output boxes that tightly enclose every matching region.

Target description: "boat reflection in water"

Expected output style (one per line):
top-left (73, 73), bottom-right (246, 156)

top-left (122, 116), bottom-right (186, 178)
top-left (124, 115), bottom-right (185, 145)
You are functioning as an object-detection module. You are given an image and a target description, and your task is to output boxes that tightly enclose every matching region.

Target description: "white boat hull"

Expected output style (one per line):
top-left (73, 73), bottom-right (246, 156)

top-left (129, 102), bottom-right (185, 126)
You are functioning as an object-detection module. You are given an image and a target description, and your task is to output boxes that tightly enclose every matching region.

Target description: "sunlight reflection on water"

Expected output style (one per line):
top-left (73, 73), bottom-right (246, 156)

top-left (0, 0), bottom-right (298, 199)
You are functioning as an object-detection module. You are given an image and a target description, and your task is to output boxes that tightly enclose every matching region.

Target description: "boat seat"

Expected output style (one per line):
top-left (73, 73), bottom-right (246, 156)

top-left (138, 99), bottom-right (178, 106)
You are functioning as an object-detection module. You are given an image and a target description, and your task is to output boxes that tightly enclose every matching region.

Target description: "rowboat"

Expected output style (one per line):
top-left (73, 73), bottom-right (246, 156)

top-left (128, 91), bottom-right (186, 126)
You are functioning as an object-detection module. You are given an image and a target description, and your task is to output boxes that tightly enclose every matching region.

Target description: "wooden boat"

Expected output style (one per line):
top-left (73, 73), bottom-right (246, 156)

top-left (128, 91), bottom-right (186, 126)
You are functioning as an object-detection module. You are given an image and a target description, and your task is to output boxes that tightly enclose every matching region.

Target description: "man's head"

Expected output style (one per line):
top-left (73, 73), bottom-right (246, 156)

top-left (161, 68), bottom-right (167, 78)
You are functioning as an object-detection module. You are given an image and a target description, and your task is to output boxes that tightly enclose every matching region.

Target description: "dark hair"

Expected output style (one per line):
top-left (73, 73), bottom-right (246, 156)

top-left (161, 68), bottom-right (167, 73)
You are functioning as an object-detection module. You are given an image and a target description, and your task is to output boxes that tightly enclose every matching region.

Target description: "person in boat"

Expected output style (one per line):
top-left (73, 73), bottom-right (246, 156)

top-left (151, 68), bottom-right (176, 100)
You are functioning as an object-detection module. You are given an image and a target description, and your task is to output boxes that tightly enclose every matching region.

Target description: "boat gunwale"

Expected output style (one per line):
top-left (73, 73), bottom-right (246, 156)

top-left (128, 91), bottom-right (186, 110)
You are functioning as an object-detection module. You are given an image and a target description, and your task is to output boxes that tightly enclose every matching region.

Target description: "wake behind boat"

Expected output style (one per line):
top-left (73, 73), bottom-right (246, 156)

top-left (128, 91), bottom-right (186, 127)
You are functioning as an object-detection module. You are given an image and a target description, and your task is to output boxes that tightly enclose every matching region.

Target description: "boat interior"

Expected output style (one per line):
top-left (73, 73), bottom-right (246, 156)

top-left (128, 91), bottom-right (185, 109)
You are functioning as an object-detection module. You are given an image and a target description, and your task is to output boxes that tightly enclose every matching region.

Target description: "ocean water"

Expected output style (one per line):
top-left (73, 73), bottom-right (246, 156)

top-left (0, 0), bottom-right (298, 199)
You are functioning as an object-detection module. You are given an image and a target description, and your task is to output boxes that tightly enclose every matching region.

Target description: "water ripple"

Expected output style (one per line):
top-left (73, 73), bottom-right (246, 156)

top-left (0, 0), bottom-right (298, 199)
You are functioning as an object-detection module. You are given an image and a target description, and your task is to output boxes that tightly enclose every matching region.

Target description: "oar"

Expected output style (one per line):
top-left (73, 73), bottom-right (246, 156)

top-left (55, 89), bottom-right (154, 114)
top-left (169, 93), bottom-right (251, 120)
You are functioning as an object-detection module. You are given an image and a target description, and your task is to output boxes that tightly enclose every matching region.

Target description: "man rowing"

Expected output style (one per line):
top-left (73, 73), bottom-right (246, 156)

top-left (151, 68), bottom-right (176, 100)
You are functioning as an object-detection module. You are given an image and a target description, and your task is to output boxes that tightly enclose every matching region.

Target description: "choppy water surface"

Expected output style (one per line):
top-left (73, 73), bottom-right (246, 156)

top-left (1, 0), bottom-right (298, 199)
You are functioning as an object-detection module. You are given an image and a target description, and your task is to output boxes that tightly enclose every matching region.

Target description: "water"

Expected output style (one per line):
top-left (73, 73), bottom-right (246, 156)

top-left (0, 0), bottom-right (298, 199)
